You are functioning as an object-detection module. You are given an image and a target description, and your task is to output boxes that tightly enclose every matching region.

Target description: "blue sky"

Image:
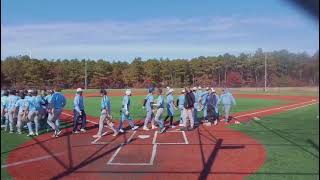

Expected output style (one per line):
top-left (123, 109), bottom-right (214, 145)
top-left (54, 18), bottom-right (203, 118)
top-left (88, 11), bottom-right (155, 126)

top-left (1, 0), bottom-right (319, 61)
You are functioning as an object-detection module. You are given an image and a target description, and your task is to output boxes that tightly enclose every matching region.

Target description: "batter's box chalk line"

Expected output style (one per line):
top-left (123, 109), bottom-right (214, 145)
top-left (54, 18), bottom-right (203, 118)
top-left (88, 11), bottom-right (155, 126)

top-left (106, 130), bottom-right (189, 166)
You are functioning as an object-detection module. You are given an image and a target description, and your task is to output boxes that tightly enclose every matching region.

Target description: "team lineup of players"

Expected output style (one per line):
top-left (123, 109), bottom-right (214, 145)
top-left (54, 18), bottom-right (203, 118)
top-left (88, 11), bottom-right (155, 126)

top-left (0, 87), bottom-right (236, 138)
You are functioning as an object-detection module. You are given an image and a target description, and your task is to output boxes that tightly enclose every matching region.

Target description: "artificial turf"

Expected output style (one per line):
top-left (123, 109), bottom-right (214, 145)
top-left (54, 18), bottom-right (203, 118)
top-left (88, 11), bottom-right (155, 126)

top-left (63, 96), bottom-right (288, 120)
top-left (0, 94), bottom-right (317, 180)
top-left (230, 104), bottom-right (319, 180)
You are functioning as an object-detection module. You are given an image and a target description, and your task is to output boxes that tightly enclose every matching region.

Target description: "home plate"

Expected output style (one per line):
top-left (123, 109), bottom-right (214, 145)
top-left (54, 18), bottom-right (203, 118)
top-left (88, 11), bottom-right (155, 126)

top-left (138, 135), bottom-right (150, 139)
top-left (253, 117), bottom-right (260, 120)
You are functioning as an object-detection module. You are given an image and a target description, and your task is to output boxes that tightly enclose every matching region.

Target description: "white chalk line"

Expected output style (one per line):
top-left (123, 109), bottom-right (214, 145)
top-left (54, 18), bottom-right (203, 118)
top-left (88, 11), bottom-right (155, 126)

top-left (233, 100), bottom-right (317, 119)
top-left (1, 152), bottom-right (64, 168)
top-left (153, 130), bottom-right (189, 145)
top-left (286, 102), bottom-right (319, 111)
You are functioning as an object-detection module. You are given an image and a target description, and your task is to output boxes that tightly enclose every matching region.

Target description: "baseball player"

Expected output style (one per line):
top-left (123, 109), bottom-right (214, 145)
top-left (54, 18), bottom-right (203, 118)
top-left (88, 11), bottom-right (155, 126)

top-left (6, 90), bottom-right (19, 133)
top-left (1, 90), bottom-right (9, 126)
top-left (153, 88), bottom-right (166, 133)
top-left (181, 87), bottom-right (195, 131)
top-left (36, 90), bottom-right (47, 129)
top-left (47, 88), bottom-right (66, 137)
top-left (14, 92), bottom-right (29, 134)
top-left (45, 90), bottom-right (59, 131)
top-left (25, 90), bottom-right (41, 136)
top-left (205, 88), bottom-right (219, 125)
top-left (143, 87), bottom-right (156, 131)
top-left (118, 89), bottom-right (139, 133)
top-left (192, 87), bottom-right (200, 126)
top-left (164, 88), bottom-right (177, 128)
top-left (218, 88), bottom-right (236, 123)
top-left (200, 87), bottom-right (210, 122)
top-left (73, 88), bottom-right (87, 133)
top-left (176, 89), bottom-right (185, 127)
top-left (93, 89), bottom-right (118, 138)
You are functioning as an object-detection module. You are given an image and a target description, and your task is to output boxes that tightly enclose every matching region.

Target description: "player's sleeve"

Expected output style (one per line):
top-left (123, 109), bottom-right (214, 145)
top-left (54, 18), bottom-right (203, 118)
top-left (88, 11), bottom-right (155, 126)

top-left (74, 96), bottom-right (81, 112)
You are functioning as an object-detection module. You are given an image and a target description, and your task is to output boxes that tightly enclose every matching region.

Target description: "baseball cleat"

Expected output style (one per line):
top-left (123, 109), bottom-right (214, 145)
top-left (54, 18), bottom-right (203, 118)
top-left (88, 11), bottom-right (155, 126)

top-left (143, 126), bottom-right (150, 131)
top-left (132, 126), bottom-right (139, 131)
top-left (92, 134), bottom-right (102, 138)
top-left (27, 132), bottom-right (35, 136)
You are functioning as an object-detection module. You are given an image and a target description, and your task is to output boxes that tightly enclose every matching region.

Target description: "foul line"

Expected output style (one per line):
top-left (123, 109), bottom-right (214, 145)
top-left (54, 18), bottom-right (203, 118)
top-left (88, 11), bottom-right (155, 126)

top-left (234, 100), bottom-right (317, 119)
top-left (1, 152), bottom-right (64, 168)
top-left (286, 102), bottom-right (319, 111)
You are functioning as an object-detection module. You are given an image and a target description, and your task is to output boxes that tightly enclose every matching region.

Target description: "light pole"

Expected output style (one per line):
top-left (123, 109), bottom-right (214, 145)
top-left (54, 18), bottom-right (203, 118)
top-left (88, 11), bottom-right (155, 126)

top-left (85, 60), bottom-right (88, 90)
top-left (264, 53), bottom-right (267, 92)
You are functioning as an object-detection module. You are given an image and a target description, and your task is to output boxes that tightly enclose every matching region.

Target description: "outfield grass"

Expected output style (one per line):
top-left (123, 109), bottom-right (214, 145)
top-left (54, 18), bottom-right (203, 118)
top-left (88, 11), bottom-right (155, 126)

top-left (62, 87), bottom-right (319, 97)
top-left (63, 96), bottom-right (288, 120)
top-left (230, 104), bottom-right (319, 180)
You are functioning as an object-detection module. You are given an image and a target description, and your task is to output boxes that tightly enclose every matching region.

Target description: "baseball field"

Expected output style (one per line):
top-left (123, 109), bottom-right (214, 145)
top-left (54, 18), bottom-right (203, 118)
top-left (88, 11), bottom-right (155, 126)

top-left (1, 87), bottom-right (319, 180)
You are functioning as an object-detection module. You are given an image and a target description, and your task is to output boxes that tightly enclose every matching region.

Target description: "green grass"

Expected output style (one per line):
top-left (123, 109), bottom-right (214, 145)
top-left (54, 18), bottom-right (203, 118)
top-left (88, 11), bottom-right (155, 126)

top-left (63, 96), bottom-right (288, 120)
top-left (230, 104), bottom-right (319, 180)
top-left (1, 131), bottom-right (31, 180)
top-left (1, 121), bottom-right (72, 180)
top-left (62, 87), bottom-right (320, 97)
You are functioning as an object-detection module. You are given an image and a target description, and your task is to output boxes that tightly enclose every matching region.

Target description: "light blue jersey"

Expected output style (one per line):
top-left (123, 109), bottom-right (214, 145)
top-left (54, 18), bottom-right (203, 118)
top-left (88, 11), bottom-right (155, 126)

top-left (101, 95), bottom-right (111, 113)
top-left (15, 99), bottom-right (29, 113)
top-left (50, 92), bottom-right (66, 109)
top-left (1, 96), bottom-right (8, 109)
top-left (178, 94), bottom-right (185, 109)
top-left (167, 94), bottom-right (174, 109)
top-left (193, 92), bottom-right (200, 109)
top-left (145, 94), bottom-right (154, 111)
top-left (156, 95), bottom-right (164, 108)
top-left (219, 92), bottom-right (236, 105)
top-left (7, 95), bottom-right (19, 111)
top-left (73, 94), bottom-right (84, 112)
top-left (35, 95), bottom-right (45, 111)
top-left (45, 94), bottom-right (52, 103)
top-left (26, 96), bottom-right (37, 112)
top-left (122, 95), bottom-right (131, 112)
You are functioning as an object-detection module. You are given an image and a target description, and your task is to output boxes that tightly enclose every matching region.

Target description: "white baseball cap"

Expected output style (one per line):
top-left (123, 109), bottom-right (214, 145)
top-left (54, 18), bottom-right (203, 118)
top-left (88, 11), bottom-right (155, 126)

top-left (192, 87), bottom-right (197, 91)
top-left (168, 88), bottom-right (174, 93)
top-left (205, 87), bottom-right (210, 90)
top-left (76, 88), bottom-right (83, 92)
top-left (182, 89), bottom-right (186, 93)
top-left (27, 89), bottom-right (33, 93)
top-left (198, 86), bottom-right (202, 90)
top-left (211, 88), bottom-right (216, 93)
top-left (125, 89), bottom-right (131, 95)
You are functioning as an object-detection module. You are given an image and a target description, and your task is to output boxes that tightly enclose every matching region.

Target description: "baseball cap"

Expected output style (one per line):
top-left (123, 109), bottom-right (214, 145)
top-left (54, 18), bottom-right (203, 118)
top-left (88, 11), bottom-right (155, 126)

top-left (76, 88), bottom-right (83, 92)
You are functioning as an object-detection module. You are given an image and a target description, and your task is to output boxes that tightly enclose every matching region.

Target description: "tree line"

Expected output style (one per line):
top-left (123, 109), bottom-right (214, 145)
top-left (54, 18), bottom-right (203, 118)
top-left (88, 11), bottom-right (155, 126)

top-left (1, 48), bottom-right (319, 89)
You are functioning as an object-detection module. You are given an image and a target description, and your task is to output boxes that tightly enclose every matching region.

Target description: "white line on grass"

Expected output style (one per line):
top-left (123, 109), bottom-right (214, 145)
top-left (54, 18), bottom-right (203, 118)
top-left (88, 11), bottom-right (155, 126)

top-left (286, 102), bottom-right (319, 111)
top-left (1, 152), bottom-right (64, 168)
top-left (234, 100), bottom-right (317, 119)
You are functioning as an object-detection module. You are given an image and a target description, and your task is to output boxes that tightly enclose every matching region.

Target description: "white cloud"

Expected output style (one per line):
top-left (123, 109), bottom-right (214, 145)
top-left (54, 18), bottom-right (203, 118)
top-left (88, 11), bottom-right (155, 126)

top-left (1, 16), bottom-right (318, 60)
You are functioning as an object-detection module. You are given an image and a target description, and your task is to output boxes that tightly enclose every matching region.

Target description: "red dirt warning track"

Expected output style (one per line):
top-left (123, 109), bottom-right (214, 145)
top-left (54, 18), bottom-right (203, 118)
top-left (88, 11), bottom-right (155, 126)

top-left (5, 95), bottom-right (319, 180)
